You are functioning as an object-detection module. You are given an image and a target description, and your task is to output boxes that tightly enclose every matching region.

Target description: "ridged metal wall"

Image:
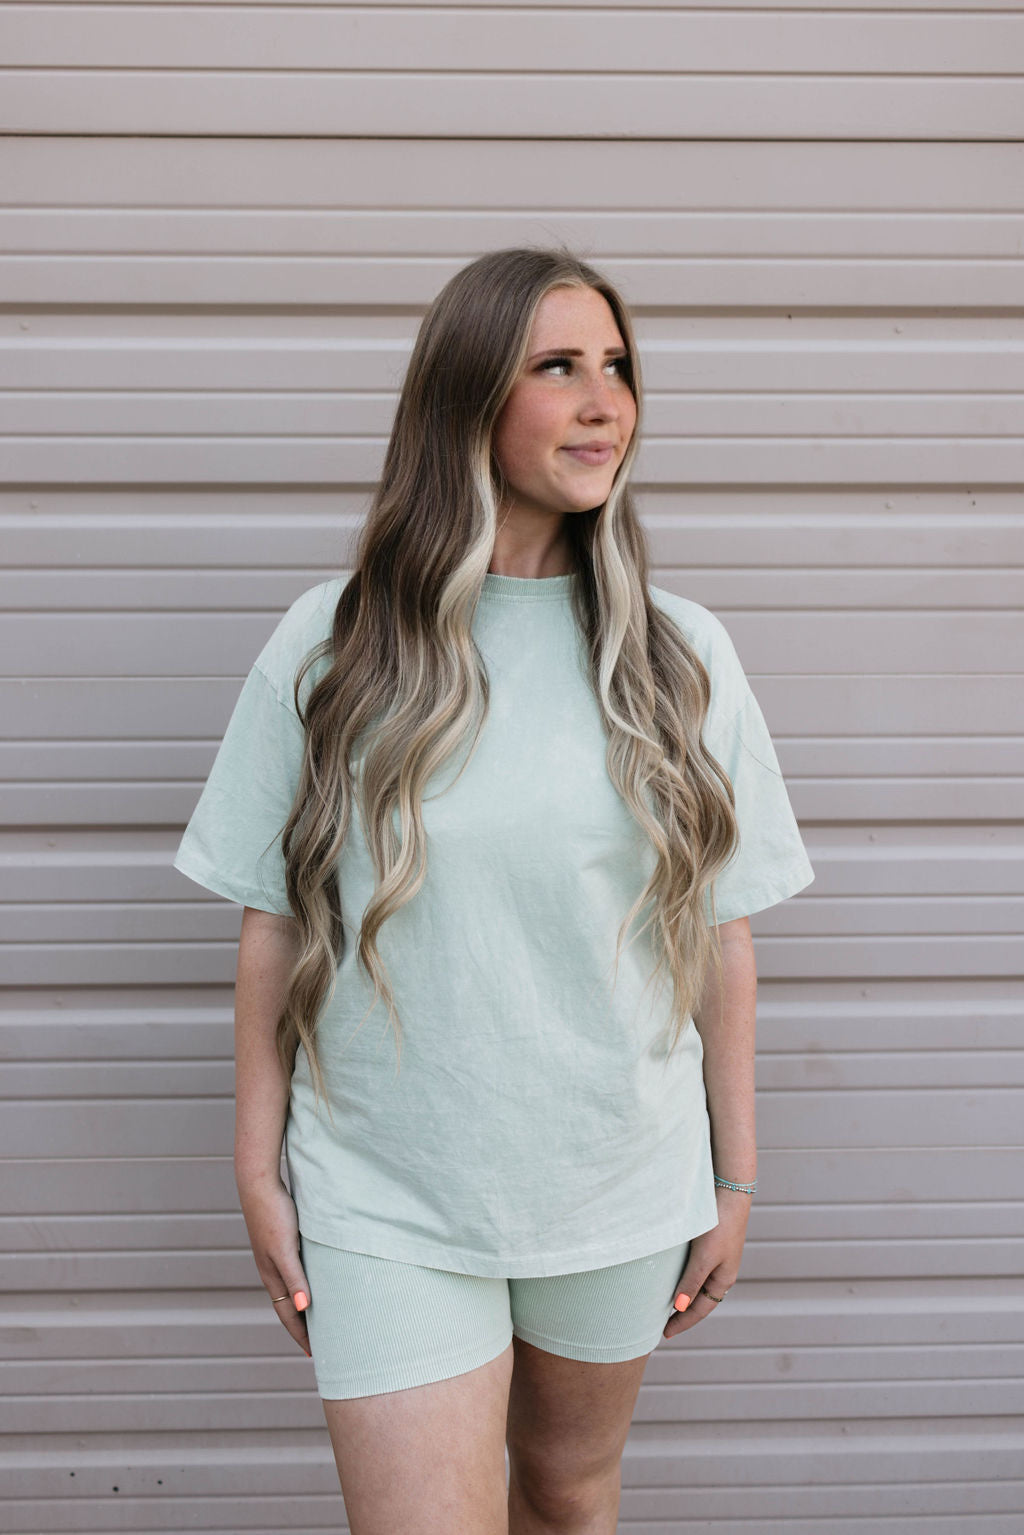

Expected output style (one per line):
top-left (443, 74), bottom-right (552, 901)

top-left (2, 4), bottom-right (1023, 1530)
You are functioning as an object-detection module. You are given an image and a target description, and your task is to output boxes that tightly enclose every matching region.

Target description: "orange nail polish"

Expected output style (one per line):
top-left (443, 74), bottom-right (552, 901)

top-left (294, 1291), bottom-right (308, 1310)
top-left (674, 1294), bottom-right (691, 1312)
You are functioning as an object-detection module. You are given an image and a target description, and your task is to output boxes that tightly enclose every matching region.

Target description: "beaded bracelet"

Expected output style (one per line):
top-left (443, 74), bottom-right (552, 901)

top-left (714, 1174), bottom-right (757, 1195)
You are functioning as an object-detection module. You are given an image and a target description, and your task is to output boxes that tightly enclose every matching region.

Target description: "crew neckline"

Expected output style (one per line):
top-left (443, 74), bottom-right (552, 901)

top-left (481, 571), bottom-right (577, 601)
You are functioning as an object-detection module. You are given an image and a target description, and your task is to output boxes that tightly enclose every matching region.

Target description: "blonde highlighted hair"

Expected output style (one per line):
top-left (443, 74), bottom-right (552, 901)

top-left (276, 246), bottom-right (739, 1105)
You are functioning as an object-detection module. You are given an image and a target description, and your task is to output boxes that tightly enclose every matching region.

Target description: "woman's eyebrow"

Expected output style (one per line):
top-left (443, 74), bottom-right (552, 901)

top-left (528, 346), bottom-right (628, 362)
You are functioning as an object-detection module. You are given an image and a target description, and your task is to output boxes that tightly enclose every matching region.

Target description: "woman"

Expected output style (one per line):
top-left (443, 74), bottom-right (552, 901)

top-left (174, 246), bottom-right (814, 1534)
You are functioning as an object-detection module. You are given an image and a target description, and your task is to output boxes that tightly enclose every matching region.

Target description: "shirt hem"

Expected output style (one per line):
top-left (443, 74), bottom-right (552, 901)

top-left (172, 847), bottom-right (292, 916)
top-left (292, 1207), bottom-right (721, 1279)
top-left (710, 854), bottom-right (815, 925)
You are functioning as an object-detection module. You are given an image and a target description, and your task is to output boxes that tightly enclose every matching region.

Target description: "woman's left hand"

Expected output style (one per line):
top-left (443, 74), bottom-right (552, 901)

top-left (663, 1187), bottom-right (753, 1339)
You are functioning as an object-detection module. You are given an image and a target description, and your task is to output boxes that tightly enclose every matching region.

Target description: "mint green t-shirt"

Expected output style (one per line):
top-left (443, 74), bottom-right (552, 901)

top-left (173, 571), bottom-right (814, 1277)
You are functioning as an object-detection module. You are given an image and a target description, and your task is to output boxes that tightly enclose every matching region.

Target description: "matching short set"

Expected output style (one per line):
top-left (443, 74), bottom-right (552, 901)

top-left (299, 1235), bottom-right (692, 1399)
top-left (173, 571), bottom-right (815, 1401)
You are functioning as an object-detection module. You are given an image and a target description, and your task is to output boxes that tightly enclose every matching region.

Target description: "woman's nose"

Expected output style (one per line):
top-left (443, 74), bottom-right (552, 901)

top-left (579, 372), bottom-right (622, 420)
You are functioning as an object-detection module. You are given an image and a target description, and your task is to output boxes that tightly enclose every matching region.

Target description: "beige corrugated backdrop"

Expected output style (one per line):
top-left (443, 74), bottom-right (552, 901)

top-left (3, 3), bottom-right (1023, 1531)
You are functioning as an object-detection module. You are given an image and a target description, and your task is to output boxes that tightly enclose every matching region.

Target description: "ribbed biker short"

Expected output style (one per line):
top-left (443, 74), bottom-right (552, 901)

top-left (298, 1233), bottom-right (691, 1400)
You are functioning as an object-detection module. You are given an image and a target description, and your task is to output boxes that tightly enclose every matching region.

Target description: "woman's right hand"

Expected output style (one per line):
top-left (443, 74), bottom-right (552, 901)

top-left (237, 1173), bottom-right (312, 1358)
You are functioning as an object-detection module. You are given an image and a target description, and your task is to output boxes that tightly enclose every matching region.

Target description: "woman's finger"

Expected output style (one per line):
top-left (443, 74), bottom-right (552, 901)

top-left (663, 1286), bottom-right (718, 1338)
top-left (265, 1259), bottom-right (313, 1358)
top-left (662, 1251), bottom-right (730, 1338)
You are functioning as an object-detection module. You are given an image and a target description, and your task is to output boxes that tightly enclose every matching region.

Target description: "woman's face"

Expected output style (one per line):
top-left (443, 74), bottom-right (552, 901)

top-left (491, 285), bottom-right (637, 524)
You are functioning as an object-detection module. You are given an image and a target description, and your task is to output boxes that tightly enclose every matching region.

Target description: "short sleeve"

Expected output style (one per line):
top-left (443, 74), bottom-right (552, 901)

top-left (702, 685), bottom-right (815, 925)
top-left (173, 661), bottom-right (306, 916)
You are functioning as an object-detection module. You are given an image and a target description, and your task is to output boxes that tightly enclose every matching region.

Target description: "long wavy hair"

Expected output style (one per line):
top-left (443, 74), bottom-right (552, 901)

top-left (276, 246), bottom-right (740, 1106)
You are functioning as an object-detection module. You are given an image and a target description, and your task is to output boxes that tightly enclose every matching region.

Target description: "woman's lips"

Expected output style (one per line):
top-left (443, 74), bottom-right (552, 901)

top-left (562, 446), bottom-right (614, 466)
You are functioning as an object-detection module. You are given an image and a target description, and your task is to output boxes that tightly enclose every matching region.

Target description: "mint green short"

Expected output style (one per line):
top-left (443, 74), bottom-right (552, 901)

top-left (298, 1233), bottom-right (691, 1400)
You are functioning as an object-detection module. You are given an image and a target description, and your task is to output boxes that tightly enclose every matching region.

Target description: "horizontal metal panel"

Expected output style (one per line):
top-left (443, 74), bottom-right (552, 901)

top-left (2, 1101), bottom-right (232, 1158)
top-left (757, 1052), bottom-right (1024, 1091)
top-left (1, 679), bottom-right (275, 740)
top-left (3, 1063), bottom-right (235, 1097)
top-left (8, 135), bottom-right (1023, 211)
top-left (763, 1147), bottom-right (1024, 1203)
top-left (0, 1213), bottom-right (249, 1252)
top-left (6, 207), bottom-right (1024, 266)
top-left (7, 8), bottom-right (1024, 75)
top-left (788, 781), bottom-right (1024, 821)
top-left (747, 1240), bottom-right (1024, 1281)
top-left (756, 986), bottom-right (1024, 1053)
top-left (0, 1250), bottom-right (272, 1295)
top-left (1, 1157), bottom-right (239, 1216)
top-left (0, 998), bottom-right (234, 1059)
top-left (750, 1200), bottom-right (1024, 1239)
top-left (2, 73), bottom-right (1021, 141)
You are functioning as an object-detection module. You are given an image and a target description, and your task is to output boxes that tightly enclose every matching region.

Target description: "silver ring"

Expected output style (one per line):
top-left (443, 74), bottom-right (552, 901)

top-left (700, 1283), bottom-right (728, 1303)
top-left (270, 1294), bottom-right (290, 1304)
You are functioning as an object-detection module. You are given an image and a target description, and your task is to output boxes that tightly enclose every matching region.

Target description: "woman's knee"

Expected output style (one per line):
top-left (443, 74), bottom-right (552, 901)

top-left (505, 1339), bottom-right (648, 1511)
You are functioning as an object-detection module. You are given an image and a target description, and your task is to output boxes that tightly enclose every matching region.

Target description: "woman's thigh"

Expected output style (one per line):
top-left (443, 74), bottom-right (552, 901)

top-left (299, 1236), bottom-right (515, 1535)
top-left (322, 1345), bottom-right (514, 1535)
top-left (504, 1242), bottom-right (691, 1495)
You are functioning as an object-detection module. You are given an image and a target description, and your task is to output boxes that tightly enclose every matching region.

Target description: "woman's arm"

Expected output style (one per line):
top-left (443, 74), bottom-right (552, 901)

top-left (234, 905), bottom-right (312, 1356)
top-left (663, 914), bottom-right (758, 1337)
top-left (695, 915), bottom-right (758, 1187)
top-left (234, 906), bottom-right (301, 1183)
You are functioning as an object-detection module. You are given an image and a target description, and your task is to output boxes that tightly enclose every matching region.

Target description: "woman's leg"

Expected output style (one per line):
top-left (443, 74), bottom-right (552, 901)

top-left (504, 1242), bottom-right (690, 1535)
top-left (299, 1236), bottom-right (516, 1535)
top-left (323, 1342), bottom-right (514, 1535)
top-left (505, 1339), bottom-right (649, 1534)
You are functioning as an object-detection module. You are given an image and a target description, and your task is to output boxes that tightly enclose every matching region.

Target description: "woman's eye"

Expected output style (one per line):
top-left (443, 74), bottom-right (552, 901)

top-left (539, 356), bottom-right (628, 377)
